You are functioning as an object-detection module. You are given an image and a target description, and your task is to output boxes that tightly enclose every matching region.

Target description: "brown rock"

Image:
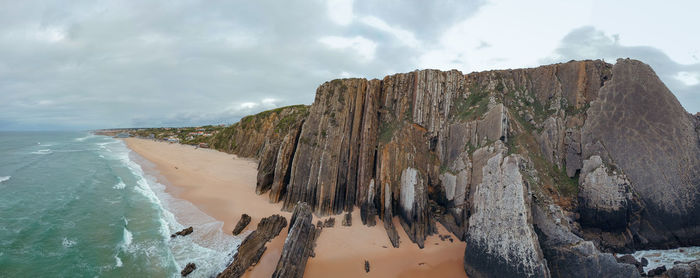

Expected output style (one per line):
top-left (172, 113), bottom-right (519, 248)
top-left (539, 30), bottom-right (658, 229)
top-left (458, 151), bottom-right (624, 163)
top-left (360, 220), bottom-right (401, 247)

top-left (648, 265), bottom-right (667, 276)
top-left (218, 215), bottom-right (287, 278)
top-left (171, 226), bottom-right (193, 238)
top-left (323, 218), bottom-right (335, 228)
top-left (342, 212), bottom-right (352, 226)
top-left (232, 214), bottom-right (251, 236)
top-left (273, 202), bottom-right (317, 278)
top-left (180, 263), bottom-right (196, 277)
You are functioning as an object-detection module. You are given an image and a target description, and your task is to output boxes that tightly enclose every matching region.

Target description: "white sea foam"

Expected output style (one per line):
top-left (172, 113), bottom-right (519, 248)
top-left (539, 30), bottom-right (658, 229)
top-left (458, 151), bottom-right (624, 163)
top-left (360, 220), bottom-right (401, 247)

top-left (114, 178), bottom-right (126, 189)
top-left (31, 149), bottom-right (52, 155)
top-left (0, 176), bottom-right (10, 183)
top-left (75, 134), bottom-right (96, 142)
top-left (626, 246), bottom-right (700, 272)
top-left (114, 255), bottom-right (123, 267)
top-left (122, 227), bottom-right (133, 248)
top-left (110, 138), bottom-right (242, 276)
top-left (62, 237), bottom-right (76, 248)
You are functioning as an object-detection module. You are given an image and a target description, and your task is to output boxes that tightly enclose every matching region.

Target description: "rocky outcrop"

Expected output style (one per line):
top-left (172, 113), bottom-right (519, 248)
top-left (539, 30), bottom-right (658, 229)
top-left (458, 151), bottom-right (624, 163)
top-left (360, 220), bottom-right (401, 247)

top-left (666, 260), bottom-right (700, 278)
top-left (581, 59), bottom-right (700, 250)
top-left (232, 214), bottom-right (251, 236)
top-left (171, 227), bottom-right (193, 238)
top-left (615, 255), bottom-right (645, 275)
top-left (464, 145), bottom-right (549, 278)
top-left (577, 155), bottom-right (639, 230)
top-left (272, 203), bottom-right (317, 278)
top-left (209, 105), bottom-right (308, 196)
top-left (213, 58), bottom-right (699, 277)
top-left (218, 215), bottom-right (287, 278)
top-left (180, 263), bottom-right (196, 277)
top-left (342, 212), bottom-right (352, 226)
top-left (210, 105), bottom-right (309, 159)
top-left (532, 202), bottom-right (641, 278)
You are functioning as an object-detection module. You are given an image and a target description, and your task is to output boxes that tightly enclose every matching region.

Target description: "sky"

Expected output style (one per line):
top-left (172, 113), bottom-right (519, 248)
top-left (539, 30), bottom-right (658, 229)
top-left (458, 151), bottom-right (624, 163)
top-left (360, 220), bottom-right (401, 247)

top-left (0, 0), bottom-right (698, 130)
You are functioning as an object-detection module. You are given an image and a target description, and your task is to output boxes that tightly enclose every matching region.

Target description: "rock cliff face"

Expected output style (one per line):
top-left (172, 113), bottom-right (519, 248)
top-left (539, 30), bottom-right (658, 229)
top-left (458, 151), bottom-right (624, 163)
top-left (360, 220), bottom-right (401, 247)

top-left (210, 105), bottom-right (309, 195)
top-left (463, 143), bottom-right (549, 278)
top-left (214, 59), bottom-right (699, 277)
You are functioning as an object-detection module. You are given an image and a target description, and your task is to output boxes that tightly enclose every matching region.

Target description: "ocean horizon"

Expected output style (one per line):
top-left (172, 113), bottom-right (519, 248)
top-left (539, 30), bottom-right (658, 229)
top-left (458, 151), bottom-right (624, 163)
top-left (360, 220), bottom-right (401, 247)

top-left (0, 131), bottom-right (240, 277)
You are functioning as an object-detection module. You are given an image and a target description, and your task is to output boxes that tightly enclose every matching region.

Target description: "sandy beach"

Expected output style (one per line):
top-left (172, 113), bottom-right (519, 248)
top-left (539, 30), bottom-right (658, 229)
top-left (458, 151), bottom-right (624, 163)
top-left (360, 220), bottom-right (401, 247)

top-left (123, 138), bottom-right (467, 278)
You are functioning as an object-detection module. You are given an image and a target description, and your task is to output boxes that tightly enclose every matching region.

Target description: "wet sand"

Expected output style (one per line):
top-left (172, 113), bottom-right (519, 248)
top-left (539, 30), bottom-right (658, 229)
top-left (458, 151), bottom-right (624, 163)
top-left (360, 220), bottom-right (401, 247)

top-left (123, 138), bottom-right (467, 277)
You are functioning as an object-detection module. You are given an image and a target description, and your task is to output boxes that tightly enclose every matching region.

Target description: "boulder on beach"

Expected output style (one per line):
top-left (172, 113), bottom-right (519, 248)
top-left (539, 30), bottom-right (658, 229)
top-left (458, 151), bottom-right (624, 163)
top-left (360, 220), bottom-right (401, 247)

top-left (180, 263), bottom-right (196, 277)
top-left (171, 226), bottom-right (193, 238)
top-left (342, 212), bottom-right (352, 226)
top-left (217, 215), bottom-right (287, 278)
top-left (232, 214), bottom-right (251, 235)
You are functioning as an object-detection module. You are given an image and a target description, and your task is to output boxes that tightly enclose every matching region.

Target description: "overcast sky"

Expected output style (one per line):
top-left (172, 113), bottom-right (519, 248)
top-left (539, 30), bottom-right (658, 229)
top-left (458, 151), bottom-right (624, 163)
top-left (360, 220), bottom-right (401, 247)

top-left (1, 0), bottom-right (698, 130)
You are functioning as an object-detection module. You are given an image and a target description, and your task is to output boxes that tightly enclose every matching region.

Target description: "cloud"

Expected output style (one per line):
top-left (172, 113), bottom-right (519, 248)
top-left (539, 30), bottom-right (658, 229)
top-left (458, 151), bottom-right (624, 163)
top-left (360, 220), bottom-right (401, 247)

top-left (1, 0), bottom-right (697, 130)
top-left (318, 36), bottom-right (377, 62)
top-left (543, 26), bottom-right (700, 113)
top-left (0, 0), bottom-right (486, 130)
top-left (359, 16), bottom-right (420, 48)
top-left (326, 0), bottom-right (354, 26)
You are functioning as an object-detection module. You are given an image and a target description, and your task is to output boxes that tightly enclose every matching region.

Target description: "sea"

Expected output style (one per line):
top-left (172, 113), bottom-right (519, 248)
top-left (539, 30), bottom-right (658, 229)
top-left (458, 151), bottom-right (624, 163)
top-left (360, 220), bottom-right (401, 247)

top-left (0, 131), bottom-right (241, 277)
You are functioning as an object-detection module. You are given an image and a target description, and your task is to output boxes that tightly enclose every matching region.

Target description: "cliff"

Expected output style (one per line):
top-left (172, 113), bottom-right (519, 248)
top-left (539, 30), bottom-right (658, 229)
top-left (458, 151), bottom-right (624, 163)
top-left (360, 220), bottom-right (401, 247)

top-left (210, 105), bottom-right (309, 195)
top-left (214, 59), bottom-right (700, 277)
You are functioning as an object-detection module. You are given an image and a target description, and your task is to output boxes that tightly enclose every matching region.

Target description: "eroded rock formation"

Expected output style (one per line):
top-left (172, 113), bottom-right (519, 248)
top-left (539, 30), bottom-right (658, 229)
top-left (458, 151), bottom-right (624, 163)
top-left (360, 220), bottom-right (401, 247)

top-left (218, 215), bottom-right (287, 278)
top-left (212, 59), bottom-right (700, 277)
top-left (232, 214), bottom-right (251, 236)
top-left (272, 202), bottom-right (317, 278)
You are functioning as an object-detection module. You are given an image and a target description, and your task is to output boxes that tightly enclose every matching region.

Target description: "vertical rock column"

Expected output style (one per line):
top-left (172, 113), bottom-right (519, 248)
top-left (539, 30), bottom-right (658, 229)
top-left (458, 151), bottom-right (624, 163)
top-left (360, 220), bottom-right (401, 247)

top-left (464, 147), bottom-right (550, 278)
top-left (272, 202), bottom-right (316, 278)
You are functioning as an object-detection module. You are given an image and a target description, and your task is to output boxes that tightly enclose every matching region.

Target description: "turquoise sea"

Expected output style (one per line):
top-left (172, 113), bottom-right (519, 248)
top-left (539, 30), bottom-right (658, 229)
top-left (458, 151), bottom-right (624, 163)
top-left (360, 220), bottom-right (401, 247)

top-left (0, 131), bottom-right (240, 277)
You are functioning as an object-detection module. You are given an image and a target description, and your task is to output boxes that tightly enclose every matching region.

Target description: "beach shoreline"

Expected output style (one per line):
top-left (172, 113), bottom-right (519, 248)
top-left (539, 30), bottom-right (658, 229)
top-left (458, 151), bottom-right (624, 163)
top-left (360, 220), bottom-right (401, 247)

top-left (123, 138), bottom-right (467, 277)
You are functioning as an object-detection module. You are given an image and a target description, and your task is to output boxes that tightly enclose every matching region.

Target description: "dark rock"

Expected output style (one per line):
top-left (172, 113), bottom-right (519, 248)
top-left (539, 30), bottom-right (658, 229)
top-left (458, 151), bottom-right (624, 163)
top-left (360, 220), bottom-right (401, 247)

top-left (273, 203), bottom-right (317, 278)
top-left (323, 218), bottom-right (335, 228)
top-left (171, 227), bottom-right (193, 238)
top-left (218, 215), bottom-right (287, 278)
top-left (582, 59), bottom-right (700, 249)
top-left (364, 260), bottom-right (370, 273)
top-left (342, 212), bottom-right (352, 226)
top-left (180, 263), bottom-right (196, 277)
top-left (641, 257), bottom-right (648, 267)
top-left (232, 214), bottom-right (251, 235)
top-left (532, 202), bottom-right (640, 278)
top-left (647, 265), bottom-right (667, 276)
top-left (616, 254), bottom-right (644, 275)
top-left (666, 260), bottom-right (700, 278)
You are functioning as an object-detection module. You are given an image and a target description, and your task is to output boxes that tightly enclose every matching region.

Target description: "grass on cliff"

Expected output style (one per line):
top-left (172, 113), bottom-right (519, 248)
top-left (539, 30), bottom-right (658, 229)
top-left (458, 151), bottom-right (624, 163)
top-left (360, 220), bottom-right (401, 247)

top-left (506, 106), bottom-right (579, 209)
top-left (378, 121), bottom-right (399, 144)
top-left (452, 85), bottom-right (490, 122)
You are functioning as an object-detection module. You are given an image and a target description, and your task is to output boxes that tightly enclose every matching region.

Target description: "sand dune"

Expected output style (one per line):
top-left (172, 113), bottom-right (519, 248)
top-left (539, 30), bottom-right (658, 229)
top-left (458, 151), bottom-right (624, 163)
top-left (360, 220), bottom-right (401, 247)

top-left (124, 138), bottom-right (467, 277)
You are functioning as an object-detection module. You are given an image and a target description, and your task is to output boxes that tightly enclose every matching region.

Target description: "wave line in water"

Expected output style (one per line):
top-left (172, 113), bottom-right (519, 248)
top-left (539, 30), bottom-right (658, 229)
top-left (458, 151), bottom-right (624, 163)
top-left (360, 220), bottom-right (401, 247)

top-left (114, 177), bottom-right (126, 189)
top-left (0, 176), bottom-right (10, 183)
top-left (31, 149), bottom-right (52, 155)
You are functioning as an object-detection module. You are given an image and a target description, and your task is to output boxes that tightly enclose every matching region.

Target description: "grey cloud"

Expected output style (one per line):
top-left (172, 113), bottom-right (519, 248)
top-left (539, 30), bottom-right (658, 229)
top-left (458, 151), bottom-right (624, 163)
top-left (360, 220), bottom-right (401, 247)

top-left (0, 0), bottom-right (485, 130)
top-left (543, 26), bottom-right (700, 113)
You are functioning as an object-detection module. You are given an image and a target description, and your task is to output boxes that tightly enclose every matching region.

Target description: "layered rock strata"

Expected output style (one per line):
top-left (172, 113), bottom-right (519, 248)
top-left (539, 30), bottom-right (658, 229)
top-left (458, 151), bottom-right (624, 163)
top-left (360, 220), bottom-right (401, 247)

top-left (213, 59), bottom-right (700, 277)
top-left (463, 143), bottom-right (549, 278)
top-left (218, 215), bottom-right (287, 278)
top-left (232, 214), bottom-right (251, 235)
top-left (272, 202), bottom-right (317, 278)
